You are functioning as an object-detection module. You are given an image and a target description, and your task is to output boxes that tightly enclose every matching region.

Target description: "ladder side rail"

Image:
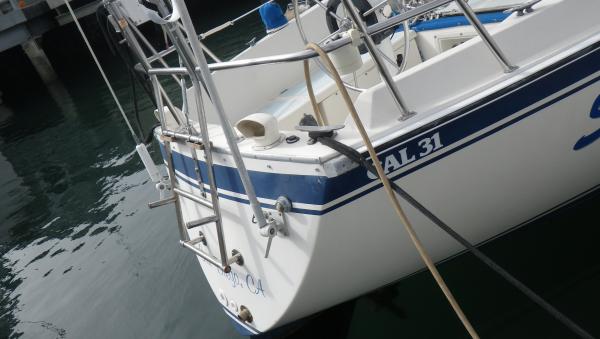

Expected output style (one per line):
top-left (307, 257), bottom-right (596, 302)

top-left (150, 0), bottom-right (234, 268)
top-left (189, 144), bottom-right (208, 197)
top-left (163, 20), bottom-right (230, 268)
top-left (107, 0), bottom-right (231, 269)
top-left (163, 139), bottom-right (190, 242)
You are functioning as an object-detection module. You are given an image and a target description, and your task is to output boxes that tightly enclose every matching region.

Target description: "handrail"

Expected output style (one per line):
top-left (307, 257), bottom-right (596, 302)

top-left (455, 0), bottom-right (517, 72)
top-left (145, 34), bottom-right (221, 65)
top-left (144, 0), bottom-right (275, 65)
top-left (342, 0), bottom-right (412, 118)
top-left (144, 0), bottom-right (452, 74)
top-left (144, 0), bottom-right (454, 75)
top-left (200, 0), bottom-right (275, 40)
top-left (294, 0), bottom-right (366, 92)
top-left (366, 0), bottom-right (454, 35)
top-left (363, 0), bottom-right (389, 17)
top-left (144, 0), bottom-right (517, 76)
top-left (145, 40), bottom-right (345, 74)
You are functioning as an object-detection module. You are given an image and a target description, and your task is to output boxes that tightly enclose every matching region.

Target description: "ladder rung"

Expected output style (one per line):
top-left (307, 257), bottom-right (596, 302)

top-left (174, 187), bottom-right (214, 209)
top-left (186, 215), bottom-right (219, 229)
top-left (148, 196), bottom-right (176, 208)
top-left (180, 240), bottom-right (232, 272)
top-left (187, 235), bottom-right (206, 246)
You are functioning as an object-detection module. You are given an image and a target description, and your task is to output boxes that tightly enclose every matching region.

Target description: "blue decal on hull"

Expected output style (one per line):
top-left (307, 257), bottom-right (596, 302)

top-left (574, 94), bottom-right (600, 150)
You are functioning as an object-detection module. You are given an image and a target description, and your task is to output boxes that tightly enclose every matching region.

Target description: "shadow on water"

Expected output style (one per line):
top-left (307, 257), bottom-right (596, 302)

top-left (279, 188), bottom-right (600, 339)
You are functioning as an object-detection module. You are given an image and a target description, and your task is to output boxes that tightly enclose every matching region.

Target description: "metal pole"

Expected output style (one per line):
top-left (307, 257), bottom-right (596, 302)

top-left (198, 0), bottom-right (275, 40)
top-left (454, 0), bottom-right (518, 73)
top-left (164, 140), bottom-right (190, 242)
top-left (293, 0), bottom-right (365, 93)
top-left (125, 15), bottom-right (182, 84)
top-left (172, 0), bottom-right (269, 229)
top-left (341, 0), bottom-right (414, 120)
top-left (177, 23), bottom-right (222, 62)
top-left (363, 0), bottom-right (388, 17)
top-left (152, 76), bottom-right (166, 127)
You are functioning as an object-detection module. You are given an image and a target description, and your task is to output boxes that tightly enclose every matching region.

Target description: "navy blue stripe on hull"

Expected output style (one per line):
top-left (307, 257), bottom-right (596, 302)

top-left (222, 307), bottom-right (260, 335)
top-left (161, 39), bottom-right (600, 215)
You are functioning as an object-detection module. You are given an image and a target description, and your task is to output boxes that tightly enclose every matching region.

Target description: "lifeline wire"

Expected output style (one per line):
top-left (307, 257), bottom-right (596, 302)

top-left (303, 42), bottom-right (480, 339)
top-left (64, 0), bottom-right (141, 144)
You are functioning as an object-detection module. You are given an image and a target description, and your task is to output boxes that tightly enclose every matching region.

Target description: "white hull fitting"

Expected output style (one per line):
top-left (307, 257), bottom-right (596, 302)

top-left (153, 0), bottom-right (600, 334)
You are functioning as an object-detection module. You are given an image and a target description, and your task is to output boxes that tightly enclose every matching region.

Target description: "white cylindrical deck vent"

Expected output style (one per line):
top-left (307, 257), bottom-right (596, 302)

top-left (236, 113), bottom-right (283, 150)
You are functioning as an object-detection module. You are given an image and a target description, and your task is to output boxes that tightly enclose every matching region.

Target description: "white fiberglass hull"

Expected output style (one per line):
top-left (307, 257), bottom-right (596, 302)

top-left (154, 0), bottom-right (600, 334)
top-left (165, 50), bottom-right (600, 333)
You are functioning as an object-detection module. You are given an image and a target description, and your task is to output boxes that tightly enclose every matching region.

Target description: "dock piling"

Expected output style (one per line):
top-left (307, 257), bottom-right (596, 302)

top-left (21, 38), bottom-right (57, 84)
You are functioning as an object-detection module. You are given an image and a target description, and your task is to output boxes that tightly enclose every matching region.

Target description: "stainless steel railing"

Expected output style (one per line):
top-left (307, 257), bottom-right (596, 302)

top-left (107, 0), bottom-right (280, 271)
top-left (143, 0), bottom-right (277, 66)
top-left (143, 0), bottom-right (516, 75)
top-left (140, 0), bottom-right (517, 123)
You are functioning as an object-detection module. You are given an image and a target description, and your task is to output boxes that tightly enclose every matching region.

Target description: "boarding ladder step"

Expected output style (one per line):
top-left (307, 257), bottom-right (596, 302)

top-left (121, 6), bottom-right (251, 272)
top-left (186, 215), bottom-right (219, 229)
top-left (161, 132), bottom-right (237, 271)
top-left (173, 187), bottom-right (214, 209)
top-left (186, 233), bottom-right (206, 246)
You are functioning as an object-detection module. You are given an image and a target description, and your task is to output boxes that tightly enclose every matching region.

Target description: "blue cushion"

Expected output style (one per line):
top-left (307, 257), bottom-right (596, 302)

top-left (259, 2), bottom-right (288, 31)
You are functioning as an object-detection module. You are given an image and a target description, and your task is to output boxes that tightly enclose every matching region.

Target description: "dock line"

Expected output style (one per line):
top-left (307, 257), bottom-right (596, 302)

top-left (316, 135), bottom-right (595, 339)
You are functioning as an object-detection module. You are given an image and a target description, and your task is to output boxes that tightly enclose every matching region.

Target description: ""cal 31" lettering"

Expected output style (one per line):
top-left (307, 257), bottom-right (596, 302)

top-left (367, 132), bottom-right (443, 179)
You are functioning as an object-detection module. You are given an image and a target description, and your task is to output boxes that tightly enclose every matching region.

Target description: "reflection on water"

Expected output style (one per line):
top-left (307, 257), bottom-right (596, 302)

top-left (0, 70), bottom-right (242, 338)
top-left (0, 3), bottom-right (269, 338)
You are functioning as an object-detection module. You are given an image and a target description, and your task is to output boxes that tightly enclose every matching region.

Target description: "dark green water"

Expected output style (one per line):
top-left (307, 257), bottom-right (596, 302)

top-left (0, 2), bottom-right (599, 338)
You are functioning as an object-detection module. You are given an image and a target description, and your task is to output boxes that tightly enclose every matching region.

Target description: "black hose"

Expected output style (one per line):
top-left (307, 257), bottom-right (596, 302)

top-left (96, 8), bottom-right (116, 56)
top-left (96, 6), bottom-right (161, 144)
top-left (317, 135), bottom-right (595, 339)
top-left (106, 19), bottom-right (156, 106)
top-left (144, 123), bottom-right (161, 146)
top-left (129, 69), bottom-right (145, 138)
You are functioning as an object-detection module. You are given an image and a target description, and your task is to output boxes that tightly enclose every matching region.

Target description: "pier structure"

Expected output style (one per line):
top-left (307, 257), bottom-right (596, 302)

top-left (0, 0), bottom-right (147, 86)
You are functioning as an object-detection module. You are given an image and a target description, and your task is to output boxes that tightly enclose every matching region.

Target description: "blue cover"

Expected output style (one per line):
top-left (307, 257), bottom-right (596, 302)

top-left (396, 11), bottom-right (511, 32)
top-left (259, 2), bottom-right (288, 31)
